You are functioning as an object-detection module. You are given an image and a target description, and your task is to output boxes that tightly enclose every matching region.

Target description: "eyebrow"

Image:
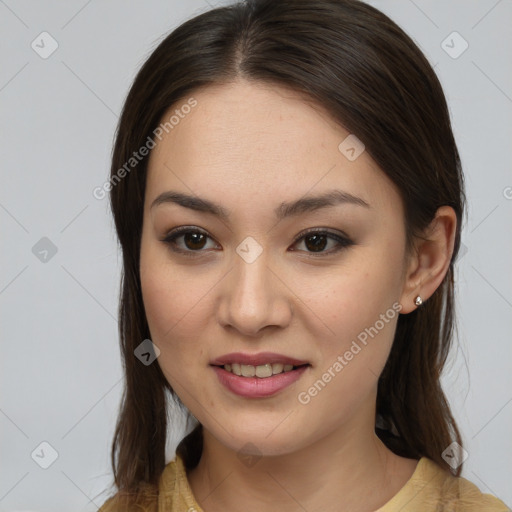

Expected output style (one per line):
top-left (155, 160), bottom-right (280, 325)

top-left (150, 189), bottom-right (370, 221)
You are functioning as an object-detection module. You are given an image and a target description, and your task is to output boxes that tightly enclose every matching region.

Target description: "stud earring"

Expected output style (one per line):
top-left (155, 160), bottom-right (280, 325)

top-left (414, 296), bottom-right (423, 306)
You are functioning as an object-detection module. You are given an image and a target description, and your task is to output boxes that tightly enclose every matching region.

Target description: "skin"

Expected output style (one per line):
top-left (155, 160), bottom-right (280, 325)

top-left (139, 79), bottom-right (457, 512)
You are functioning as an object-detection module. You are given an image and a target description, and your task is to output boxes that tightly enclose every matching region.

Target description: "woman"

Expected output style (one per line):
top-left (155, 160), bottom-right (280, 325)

top-left (98, 0), bottom-right (508, 510)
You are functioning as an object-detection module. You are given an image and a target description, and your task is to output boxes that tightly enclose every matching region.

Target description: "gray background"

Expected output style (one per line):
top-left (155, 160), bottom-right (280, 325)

top-left (1, 0), bottom-right (511, 510)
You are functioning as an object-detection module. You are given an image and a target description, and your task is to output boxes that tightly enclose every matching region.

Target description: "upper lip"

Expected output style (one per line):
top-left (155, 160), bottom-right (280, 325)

top-left (210, 352), bottom-right (310, 366)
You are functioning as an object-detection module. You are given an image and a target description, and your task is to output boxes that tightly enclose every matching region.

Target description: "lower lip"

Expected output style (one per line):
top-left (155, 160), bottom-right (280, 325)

top-left (212, 365), bottom-right (309, 398)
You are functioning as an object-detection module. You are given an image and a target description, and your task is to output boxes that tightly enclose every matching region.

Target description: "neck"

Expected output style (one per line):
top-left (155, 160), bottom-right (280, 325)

top-left (187, 406), bottom-right (418, 512)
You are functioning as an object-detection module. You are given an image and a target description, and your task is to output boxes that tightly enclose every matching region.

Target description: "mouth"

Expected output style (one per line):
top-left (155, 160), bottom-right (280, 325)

top-left (211, 356), bottom-right (311, 398)
top-left (215, 362), bottom-right (310, 378)
top-left (210, 352), bottom-right (311, 379)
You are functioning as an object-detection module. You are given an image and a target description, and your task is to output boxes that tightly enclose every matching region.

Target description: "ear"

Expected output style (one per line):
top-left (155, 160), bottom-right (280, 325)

top-left (399, 206), bottom-right (457, 314)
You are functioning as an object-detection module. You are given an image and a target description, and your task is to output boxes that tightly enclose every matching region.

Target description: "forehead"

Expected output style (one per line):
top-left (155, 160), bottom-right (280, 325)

top-left (145, 80), bottom-right (401, 216)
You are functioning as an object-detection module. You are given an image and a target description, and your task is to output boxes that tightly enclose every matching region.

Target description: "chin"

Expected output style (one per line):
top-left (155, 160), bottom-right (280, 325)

top-left (206, 421), bottom-right (312, 458)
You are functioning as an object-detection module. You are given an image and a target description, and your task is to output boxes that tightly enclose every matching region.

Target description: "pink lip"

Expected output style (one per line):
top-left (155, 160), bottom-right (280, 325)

top-left (212, 365), bottom-right (309, 398)
top-left (210, 352), bottom-right (309, 366)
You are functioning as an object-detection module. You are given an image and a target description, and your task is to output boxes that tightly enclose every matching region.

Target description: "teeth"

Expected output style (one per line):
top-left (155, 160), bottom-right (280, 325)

top-left (223, 362), bottom-right (301, 378)
top-left (241, 364), bottom-right (256, 377)
top-left (272, 363), bottom-right (284, 374)
top-left (256, 364), bottom-right (273, 378)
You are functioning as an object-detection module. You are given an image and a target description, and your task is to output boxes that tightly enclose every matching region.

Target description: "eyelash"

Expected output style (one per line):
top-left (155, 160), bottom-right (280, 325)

top-left (161, 226), bottom-right (354, 258)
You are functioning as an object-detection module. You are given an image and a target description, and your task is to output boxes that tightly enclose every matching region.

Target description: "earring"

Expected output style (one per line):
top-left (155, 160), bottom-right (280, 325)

top-left (414, 296), bottom-right (423, 306)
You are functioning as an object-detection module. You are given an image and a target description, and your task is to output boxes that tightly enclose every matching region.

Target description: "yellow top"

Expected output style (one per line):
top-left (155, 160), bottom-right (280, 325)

top-left (98, 454), bottom-right (509, 511)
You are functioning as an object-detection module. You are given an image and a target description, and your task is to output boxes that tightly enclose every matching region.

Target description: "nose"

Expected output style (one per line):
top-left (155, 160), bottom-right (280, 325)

top-left (216, 247), bottom-right (293, 337)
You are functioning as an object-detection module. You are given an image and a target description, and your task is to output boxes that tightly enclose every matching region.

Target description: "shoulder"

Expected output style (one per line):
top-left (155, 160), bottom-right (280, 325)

top-left (96, 466), bottom-right (168, 512)
top-left (414, 458), bottom-right (508, 511)
top-left (438, 466), bottom-right (509, 511)
top-left (98, 457), bottom-right (196, 512)
top-left (97, 491), bottom-right (158, 512)
top-left (97, 482), bottom-right (159, 512)
top-left (379, 457), bottom-right (509, 511)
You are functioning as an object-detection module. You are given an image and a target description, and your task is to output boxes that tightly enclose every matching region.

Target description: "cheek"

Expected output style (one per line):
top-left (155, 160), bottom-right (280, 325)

top-left (297, 246), bottom-right (402, 383)
top-left (140, 270), bottom-right (203, 389)
top-left (139, 242), bottom-right (216, 372)
top-left (301, 256), bottom-right (400, 341)
top-left (140, 268), bottom-right (188, 338)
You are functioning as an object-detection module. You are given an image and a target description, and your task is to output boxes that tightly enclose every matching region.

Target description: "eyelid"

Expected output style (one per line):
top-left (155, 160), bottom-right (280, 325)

top-left (161, 226), bottom-right (218, 257)
top-left (291, 226), bottom-right (351, 245)
top-left (161, 225), bottom-right (354, 257)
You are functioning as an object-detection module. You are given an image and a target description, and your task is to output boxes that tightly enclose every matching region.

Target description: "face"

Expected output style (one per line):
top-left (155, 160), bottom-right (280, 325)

top-left (140, 80), bottom-right (410, 457)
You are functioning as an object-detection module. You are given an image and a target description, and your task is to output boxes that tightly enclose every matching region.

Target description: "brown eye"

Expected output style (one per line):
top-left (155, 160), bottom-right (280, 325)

top-left (303, 233), bottom-right (329, 252)
top-left (182, 232), bottom-right (207, 250)
top-left (162, 226), bottom-right (354, 258)
top-left (162, 227), bottom-right (218, 256)
top-left (290, 229), bottom-right (354, 256)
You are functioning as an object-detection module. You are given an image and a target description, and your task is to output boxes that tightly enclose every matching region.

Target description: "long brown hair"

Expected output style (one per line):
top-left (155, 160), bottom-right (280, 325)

top-left (103, 0), bottom-right (466, 503)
